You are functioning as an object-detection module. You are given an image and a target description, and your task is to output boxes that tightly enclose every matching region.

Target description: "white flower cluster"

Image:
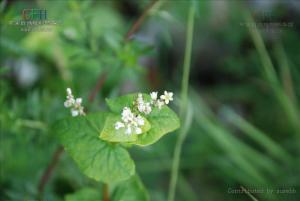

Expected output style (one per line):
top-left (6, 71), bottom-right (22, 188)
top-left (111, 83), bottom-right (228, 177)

top-left (64, 88), bottom-right (85, 117)
top-left (150, 91), bottom-right (174, 109)
top-left (115, 91), bottom-right (173, 135)
top-left (115, 107), bottom-right (145, 135)
top-left (136, 93), bottom-right (152, 114)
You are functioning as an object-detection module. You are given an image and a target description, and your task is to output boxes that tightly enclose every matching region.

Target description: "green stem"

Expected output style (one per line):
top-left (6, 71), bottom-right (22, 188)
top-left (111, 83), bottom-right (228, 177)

top-left (179, 5), bottom-right (195, 117)
top-left (168, 5), bottom-right (195, 201)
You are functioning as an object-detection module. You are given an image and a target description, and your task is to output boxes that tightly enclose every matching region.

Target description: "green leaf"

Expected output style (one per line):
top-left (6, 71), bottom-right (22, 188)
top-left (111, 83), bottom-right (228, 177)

top-left (65, 188), bottom-right (101, 201)
top-left (112, 175), bottom-right (149, 201)
top-left (54, 112), bottom-right (135, 183)
top-left (106, 93), bottom-right (180, 146)
top-left (136, 106), bottom-right (180, 146)
top-left (106, 94), bottom-right (137, 113)
top-left (100, 114), bottom-right (151, 143)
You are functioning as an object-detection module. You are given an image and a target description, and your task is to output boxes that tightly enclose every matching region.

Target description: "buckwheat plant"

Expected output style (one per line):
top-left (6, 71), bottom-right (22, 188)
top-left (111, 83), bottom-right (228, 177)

top-left (64, 88), bottom-right (85, 117)
top-left (54, 89), bottom-right (180, 200)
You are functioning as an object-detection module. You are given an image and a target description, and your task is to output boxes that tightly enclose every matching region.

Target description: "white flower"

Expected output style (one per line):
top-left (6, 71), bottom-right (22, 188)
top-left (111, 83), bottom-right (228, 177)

top-left (75, 98), bottom-right (82, 105)
top-left (115, 106), bottom-right (146, 135)
top-left (66, 88), bottom-right (72, 95)
top-left (150, 92), bottom-right (158, 101)
top-left (71, 109), bottom-right (79, 117)
top-left (135, 127), bottom-right (142, 134)
top-left (64, 88), bottom-right (75, 108)
top-left (137, 93), bottom-right (143, 103)
top-left (136, 93), bottom-right (152, 115)
top-left (137, 103), bottom-right (146, 113)
top-left (115, 121), bottom-right (125, 130)
top-left (136, 115), bottom-right (145, 126)
top-left (122, 107), bottom-right (134, 123)
top-left (156, 100), bottom-right (164, 110)
top-left (64, 99), bottom-right (73, 108)
top-left (64, 88), bottom-right (85, 116)
top-left (125, 126), bottom-right (132, 135)
top-left (144, 102), bottom-right (152, 114)
top-left (122, 107), bottom-right (131, 116)
top-left (160, 91), bottom-right (173, 104)
top-left (136, 94), bottom-right (145, 111)
top-left (78, 107), bottom-right (85, 116)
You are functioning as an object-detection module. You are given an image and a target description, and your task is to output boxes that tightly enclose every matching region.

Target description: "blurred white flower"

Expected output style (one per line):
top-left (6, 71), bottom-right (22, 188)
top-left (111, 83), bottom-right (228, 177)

top-left (150, 92), bottom-right (158, 101)
top-left (64, 88), bottom-right (85, 117)
top-left (64, 88), bottom-right (74, 108)
top-left (115, 121), bottom-right (125, 129)
top-left (136, 93), bottom-right (152, 115)
top-left (149, 91), bottom-right (167, 110)
top-left (122, 107), bottom-right (134, 123)
top-left (125, 126), bottom-right (132, 135)
top-left (66, 88), bottom-right (72, 95)
top-left (135, 127), bottom-right (142, 134)
top-left (115, 107), bottom-right (145, 135)
top-left (11, 58), bottom-right (40, 88)
top-left (71, 109), bottom-right (79, 117)
top-left (156, 100), bottom-right (164, 110)
top-left (136, 115), bottom-right (145, 126)
top-left (144, 102), bottom-right (152, 114)
top-left (137, 103), bottom-right (146, 113)
top-left (160, 91), bottom-right (173, 104)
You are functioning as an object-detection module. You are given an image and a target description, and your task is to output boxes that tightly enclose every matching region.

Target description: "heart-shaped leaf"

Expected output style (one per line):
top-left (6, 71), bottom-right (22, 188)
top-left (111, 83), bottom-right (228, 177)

top-left (136, 105), bottom-right (180, 146)
top-left (54, 112), bottom-right (135, 183)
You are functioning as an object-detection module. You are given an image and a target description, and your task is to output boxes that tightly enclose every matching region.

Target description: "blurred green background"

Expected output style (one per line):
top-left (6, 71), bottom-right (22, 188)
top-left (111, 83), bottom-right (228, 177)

top-left (0, 0), bottom-right (299, 200)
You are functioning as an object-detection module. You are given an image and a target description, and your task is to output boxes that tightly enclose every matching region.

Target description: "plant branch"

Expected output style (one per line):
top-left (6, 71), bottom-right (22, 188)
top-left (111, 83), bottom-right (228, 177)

top-left (88, 73), bottom-right (107, 103)
top-left (125, 0), bottom-right (159, 41)
top-left (103, 183), bottom-right (109, 201)
top-left (168, 4), bottom-right (195, 201)
top-left (38, 146), bottom-right (64, 195)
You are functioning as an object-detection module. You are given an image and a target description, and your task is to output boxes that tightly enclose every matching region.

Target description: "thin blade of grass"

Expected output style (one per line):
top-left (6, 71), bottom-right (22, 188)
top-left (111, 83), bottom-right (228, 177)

top-left (241, 186), bottom-right (259, 201)
top-left (197, 117), bottom-right (268, 185)
top-left (225, 109), bottom-right (292, 162)
top-left (243, 10), bottom-right (300, 135)
top-left (275, 43), bottom-right (298, 106)
top-left (168, 4), bottom-right (195, 201)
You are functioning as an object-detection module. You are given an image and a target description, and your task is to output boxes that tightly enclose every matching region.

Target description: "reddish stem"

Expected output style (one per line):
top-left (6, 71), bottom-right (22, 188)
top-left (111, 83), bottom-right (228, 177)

top-left (125, 0), bottom-right (159, 41)
top-left (88, 73), bottom-right (107, 103)
top-left (103, 183), bottom-right (109, 201)
top-left (38, 146), bottom-right (64, 195)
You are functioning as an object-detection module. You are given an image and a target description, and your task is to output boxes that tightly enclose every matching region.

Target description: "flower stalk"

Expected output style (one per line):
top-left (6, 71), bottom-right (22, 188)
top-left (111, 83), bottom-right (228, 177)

top-left (168, 4), bottom-right (195, 201)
